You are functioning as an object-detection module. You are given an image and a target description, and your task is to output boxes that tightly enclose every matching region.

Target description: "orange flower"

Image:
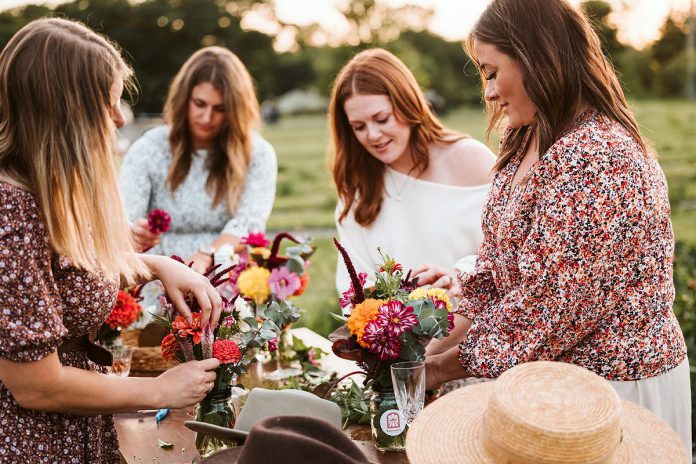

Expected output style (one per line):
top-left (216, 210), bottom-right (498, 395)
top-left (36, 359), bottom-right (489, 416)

top-left (347, 299), bottom-right (385, 348)
top-left (172, 313), bottom-right (203, 344)
top-left (292, 273), bottom-right (310, 296)
top-left (105, 290), bottom-right (141, 329)
top-left (161, 333), bottom-right (179, 361)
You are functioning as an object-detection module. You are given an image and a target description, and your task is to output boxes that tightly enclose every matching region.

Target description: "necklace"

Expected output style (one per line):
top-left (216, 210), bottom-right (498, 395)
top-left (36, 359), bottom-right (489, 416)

top-left (388, 168), bottom-right (413, 202)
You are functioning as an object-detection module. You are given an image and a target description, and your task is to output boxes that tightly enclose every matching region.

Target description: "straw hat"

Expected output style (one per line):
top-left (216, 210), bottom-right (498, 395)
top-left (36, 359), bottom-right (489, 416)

top-left (406, 361), bottom-right (688, 464)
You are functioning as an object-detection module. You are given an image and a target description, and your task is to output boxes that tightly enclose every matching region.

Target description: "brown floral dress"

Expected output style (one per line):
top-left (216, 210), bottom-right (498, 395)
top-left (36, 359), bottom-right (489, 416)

top-left (456, 111), bottom-right (687, 381)
top-left (0, 181), bottom-right (120, 463)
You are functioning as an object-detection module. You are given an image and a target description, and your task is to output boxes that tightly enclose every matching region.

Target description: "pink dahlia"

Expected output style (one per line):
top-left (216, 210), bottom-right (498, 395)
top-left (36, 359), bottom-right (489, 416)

top-left (268, 267), bottom-right (301, 300)
top-left (339, 272), bottom-right (368, 308)
top-left (362, 320), bottom-right (401, 361)
top-left (213, 339), bottom-right (242, 364)
top-left (376, 300), bottom-right (417, 336)
top-left (147, 209), bottom-right (171, 233)
top-left (242, 232), bottom-right (269, 248)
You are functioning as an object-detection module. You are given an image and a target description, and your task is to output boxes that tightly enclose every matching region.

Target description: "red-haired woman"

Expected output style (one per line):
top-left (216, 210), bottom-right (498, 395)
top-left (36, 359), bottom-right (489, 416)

top-left (328, 48), bottom-right (495, 308)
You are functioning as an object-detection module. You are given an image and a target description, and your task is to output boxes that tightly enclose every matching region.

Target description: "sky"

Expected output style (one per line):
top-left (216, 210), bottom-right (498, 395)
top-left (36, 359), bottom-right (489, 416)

top-left (1, 0), bottom-right (694, 49)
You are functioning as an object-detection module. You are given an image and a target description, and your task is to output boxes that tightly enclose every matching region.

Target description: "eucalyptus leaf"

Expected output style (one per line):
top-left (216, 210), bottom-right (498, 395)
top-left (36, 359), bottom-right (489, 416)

top-left (285, 256), bottom-right (305, 274)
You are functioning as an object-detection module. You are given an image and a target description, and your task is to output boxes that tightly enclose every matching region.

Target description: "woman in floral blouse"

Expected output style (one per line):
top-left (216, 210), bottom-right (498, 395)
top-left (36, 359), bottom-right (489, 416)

top-left (424, 0), bottom-right (690, 452)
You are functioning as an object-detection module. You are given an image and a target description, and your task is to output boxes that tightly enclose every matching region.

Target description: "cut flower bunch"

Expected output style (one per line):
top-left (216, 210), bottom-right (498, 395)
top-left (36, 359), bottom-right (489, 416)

top-left (330, 239), bottom-right (455, 390)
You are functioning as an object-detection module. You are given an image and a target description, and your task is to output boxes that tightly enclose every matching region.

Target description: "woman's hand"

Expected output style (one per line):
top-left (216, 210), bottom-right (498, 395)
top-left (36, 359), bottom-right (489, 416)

top-left (142, 255), bottom-right (222, 328)
top-left (154, 358), bottom-right (220, 409)
top-left (425, 355), bottom-right (445, 391)
top-left (412, 264), bottom-right (461, 298)
top-left (186, 251), bottom-right (213, 275)
top-left (425, 347), bottom-right (469, 390)
top-left (130, 218), bottom-right (160, 252)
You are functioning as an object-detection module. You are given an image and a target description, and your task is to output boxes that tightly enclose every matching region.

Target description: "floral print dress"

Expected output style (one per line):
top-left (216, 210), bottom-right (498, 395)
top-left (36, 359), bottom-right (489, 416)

top-left (0, 181), bottom-right (120, 463)
top-left (456, 111), bottom-right (687, 381)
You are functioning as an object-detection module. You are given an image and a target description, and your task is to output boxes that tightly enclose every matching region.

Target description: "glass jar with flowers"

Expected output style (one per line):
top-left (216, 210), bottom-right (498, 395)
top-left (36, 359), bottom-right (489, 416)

top-left (329, 240), bottom-right (455, 452)
top-left (156, 257), bottom-right (281, 457)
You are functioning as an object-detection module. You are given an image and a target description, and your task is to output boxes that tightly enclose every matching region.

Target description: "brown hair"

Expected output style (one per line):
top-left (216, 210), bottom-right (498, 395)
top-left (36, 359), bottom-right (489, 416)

top-left (0, 18), bottom-right (148, 282)
top-left (164, 46), bottom-right (260, 213)
top-left (329, 48), bottom-right (467, 226)
top-left (466, 0), bottom-right (649, 171)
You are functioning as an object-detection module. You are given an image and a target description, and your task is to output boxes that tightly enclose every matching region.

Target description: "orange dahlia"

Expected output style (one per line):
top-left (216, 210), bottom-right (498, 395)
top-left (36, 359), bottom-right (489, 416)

top-left (292, 273), bottom-right (310, 297)
top-left (161, 333), bottom-right (179, 361)
top-left (347, 298), bottom-right (385, 348)
top-left (172, 313), bottom-right (203, 344)
top-left (213, 339), bottom-right (242, 364)
top-left (105, 290), bottom-right (141, 329)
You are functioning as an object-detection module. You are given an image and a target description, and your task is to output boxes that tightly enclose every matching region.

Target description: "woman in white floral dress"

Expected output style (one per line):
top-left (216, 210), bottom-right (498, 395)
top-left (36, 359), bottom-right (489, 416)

top-left (119, 47), bottom-right (277, 274)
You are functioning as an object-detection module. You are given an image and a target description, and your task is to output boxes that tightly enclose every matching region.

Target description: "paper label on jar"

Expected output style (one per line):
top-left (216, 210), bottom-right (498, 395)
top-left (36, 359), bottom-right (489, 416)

top-left (380, 409), bottom-right (405, 436)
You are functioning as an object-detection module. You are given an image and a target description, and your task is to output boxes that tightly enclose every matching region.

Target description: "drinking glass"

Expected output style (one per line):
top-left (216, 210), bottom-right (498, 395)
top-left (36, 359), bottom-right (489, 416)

top-left (107, 346), bottom-right (134, 377)
top-left (390, 361), bottom-right (426, 425)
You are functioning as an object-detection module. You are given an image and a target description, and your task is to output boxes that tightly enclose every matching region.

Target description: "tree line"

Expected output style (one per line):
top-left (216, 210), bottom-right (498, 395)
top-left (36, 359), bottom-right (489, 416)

top-left (0, 0), bottom-right (691, 114)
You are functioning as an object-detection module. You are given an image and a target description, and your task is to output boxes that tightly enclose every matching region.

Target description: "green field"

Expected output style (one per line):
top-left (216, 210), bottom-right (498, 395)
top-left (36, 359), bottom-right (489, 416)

top-left (262, 100), bottom-right (696, 336)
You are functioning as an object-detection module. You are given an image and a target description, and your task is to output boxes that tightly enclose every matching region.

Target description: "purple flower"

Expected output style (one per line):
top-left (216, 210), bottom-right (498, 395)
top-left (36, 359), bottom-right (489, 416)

top-left (362, 320), bottom-right (402, 361)
top-left (268, 267), bottom-right (301, 300)
top-left (339, 272), bottom-right (368, 308)
top-left (376, 300), bottom-right (418, 336)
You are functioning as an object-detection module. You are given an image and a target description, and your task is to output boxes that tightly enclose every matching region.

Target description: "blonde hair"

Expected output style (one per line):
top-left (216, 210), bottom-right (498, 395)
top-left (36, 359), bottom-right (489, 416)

top-left (328, 48), bottom-right (467, 227)
top-left (0, 18), bottom-right (148, 283)
top-left (164, 46), bottom-right (260, 213)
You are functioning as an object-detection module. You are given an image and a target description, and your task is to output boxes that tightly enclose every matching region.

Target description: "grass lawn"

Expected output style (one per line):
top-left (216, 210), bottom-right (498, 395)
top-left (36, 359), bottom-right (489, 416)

top-left (262, 100), bottom-right (696, 336)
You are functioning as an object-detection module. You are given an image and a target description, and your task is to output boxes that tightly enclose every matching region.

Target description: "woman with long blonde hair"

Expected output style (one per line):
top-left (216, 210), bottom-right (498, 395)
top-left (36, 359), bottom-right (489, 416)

top-left (0, 18), bottom-right (223, 462)
top-left (424, 0), bottom-right (690, 453)
top-left (329, 48), bottom-right (495, 303)
top-left (120, 46), bottom-right (277, 273)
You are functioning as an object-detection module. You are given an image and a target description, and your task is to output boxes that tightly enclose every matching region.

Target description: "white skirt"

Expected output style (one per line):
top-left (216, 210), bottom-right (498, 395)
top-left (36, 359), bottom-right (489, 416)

top-left (608, 358), bottom-right (692, 457)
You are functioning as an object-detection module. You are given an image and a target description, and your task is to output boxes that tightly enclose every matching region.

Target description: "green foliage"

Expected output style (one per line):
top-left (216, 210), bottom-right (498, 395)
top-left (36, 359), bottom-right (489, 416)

top-left (329, 379), bottom-right (371, 427)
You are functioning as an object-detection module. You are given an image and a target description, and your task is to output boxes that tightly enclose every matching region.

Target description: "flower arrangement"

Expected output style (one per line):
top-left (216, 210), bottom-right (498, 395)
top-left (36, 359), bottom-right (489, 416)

top-left (155, 255), bottom-right (287, 456)
top-left (97, 287), bottom-right (143, 346)
top-left (228, 231), bottom-right (314, 307)
top-left (330, 239), bottom-right (454, 390)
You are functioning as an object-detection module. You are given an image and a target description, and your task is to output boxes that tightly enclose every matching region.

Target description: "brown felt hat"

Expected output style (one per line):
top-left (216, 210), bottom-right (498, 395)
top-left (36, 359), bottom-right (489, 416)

top-left (202, 415), bottom-right (369, 464)
top-left (406, 361), bottom-right (688, 464)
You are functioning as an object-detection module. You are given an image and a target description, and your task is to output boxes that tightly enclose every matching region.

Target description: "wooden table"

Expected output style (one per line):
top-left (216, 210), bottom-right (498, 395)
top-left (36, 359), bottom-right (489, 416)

top-left (115, 328), bottom-right (409, 464)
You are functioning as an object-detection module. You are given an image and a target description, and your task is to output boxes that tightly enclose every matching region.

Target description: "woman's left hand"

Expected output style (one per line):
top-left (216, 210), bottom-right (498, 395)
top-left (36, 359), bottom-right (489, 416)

top-left (147, 255), bottom-right (222, 328)
top-left (412, 264), bottom-right (460, 298)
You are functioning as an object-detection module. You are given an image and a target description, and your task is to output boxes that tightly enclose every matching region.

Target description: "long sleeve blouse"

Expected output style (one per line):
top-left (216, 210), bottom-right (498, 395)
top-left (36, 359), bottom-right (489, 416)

top-left (118, 125), bottom-right (277, 258)
top-left (456, 111), bottom-right (686, 381)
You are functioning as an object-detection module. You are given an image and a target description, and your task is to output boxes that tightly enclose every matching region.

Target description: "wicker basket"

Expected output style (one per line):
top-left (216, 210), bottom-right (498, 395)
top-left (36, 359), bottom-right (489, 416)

top-left (121, 328), bottom-right (176, 374)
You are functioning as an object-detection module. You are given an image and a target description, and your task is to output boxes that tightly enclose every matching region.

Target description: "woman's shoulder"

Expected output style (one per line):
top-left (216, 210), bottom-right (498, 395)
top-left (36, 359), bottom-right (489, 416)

top-left (125, 125), bottom-right (171, 161)
top-left (434, 137), bottom-right (496, 186)
top-left (251, 132), bottom-right (276, 156)
top-left (0, 181), bottom-right (46, 245)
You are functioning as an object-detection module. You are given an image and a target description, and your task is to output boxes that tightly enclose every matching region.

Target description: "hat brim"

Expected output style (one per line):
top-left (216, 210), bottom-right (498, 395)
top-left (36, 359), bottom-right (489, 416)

top-left (201, 445), bottom-right (244, 464)
top-left (406, 382), bottom-right (687, 463)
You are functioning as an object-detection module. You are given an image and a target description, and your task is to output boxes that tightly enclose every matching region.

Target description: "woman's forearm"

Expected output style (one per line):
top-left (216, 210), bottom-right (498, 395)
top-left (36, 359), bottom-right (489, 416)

top-left (425, 314), bottom-right (471, 356)
top-left (426, 345), bottom-right (470, 389)
top-left (0, 353), bottom-right (163, 415)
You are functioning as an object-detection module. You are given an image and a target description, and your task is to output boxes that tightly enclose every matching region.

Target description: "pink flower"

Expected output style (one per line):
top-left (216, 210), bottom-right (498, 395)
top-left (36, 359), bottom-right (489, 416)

top-left (147, 209), bottom-right (171, 233)
top-left (268, 267), bottom-right (301, 300)
top-left (362, 320), bottom-right (402, 361)
top-left (375, 300), bottom-right (418, 336)
top-left (242, 232), bottom-right (269, 248)
top-left (447, 312), bottom-right (455, 331)
top-left (307, 348), bottom-right (319, 366)
top-left (339, 272), bottom-right (368, 308)
top-left (268, 338), bottom-right (278, 352)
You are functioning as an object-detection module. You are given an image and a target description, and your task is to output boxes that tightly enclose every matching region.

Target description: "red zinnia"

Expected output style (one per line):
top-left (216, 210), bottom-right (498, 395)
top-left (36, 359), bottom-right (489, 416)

top-left (161, 333), bottom-right (179, 361)
top-left (147, 209), bottom-right (171, 233)
top-left (172, 313), bottom-right (203, 344)
top-left (213, 339), bottom-right (242, 364)
top-left (105, 290), bottom-right (141, 329)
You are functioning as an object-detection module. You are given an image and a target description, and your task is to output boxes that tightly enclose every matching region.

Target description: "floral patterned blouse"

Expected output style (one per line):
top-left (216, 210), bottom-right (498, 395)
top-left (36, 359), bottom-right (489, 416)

top-left (456, 111), bottom-right (687, 381)
top-left (0, 181), bottom-right (120, 463)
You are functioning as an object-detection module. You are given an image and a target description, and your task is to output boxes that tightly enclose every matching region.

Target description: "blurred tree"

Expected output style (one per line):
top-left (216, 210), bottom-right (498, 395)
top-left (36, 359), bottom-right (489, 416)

top-left (581, 0), bottom-right (625, 58)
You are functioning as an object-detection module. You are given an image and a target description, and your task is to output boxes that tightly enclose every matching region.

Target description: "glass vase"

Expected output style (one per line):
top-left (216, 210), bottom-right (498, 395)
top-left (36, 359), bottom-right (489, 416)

top-left (194, 386), bottom-right (238, 458)
top-left (370, 386), bottom-right (407, 452)
top-left (263, 325), bottom-right (301, 380)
